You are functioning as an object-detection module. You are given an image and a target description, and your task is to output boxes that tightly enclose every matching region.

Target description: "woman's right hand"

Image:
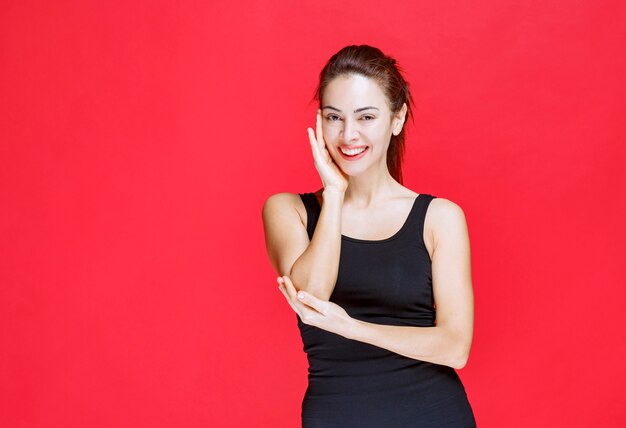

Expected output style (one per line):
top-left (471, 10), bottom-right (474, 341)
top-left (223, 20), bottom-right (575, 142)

top-left (307, 109), bottom-right (349, 194)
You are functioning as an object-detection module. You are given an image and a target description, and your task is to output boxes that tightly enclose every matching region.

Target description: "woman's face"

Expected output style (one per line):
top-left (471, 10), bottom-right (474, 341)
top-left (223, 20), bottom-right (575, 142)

top-left (321, 74), bottom-right (406, 177)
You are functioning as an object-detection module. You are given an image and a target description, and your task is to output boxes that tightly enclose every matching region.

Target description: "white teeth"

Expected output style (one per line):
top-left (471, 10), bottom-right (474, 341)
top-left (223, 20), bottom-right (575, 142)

top-left (340, 147), bottom-right (367, 156)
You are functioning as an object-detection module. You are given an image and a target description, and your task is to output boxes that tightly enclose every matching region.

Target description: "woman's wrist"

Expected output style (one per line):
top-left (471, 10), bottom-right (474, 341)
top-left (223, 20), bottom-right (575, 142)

top-left (323, 187), bottom-right (345, 201)
top-left (345, 317), bottom-right (365, 341)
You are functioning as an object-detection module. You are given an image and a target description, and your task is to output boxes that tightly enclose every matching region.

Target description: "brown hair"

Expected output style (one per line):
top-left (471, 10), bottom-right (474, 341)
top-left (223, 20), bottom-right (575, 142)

top-left (312, 45), bottom-right (415, 184)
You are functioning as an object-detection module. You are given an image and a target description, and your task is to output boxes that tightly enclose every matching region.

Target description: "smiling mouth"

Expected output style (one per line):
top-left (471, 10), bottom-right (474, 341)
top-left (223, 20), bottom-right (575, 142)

top-left (338, 146), bottom-right (369, 160)
top-left (339, 146), bottom-right (368, 156)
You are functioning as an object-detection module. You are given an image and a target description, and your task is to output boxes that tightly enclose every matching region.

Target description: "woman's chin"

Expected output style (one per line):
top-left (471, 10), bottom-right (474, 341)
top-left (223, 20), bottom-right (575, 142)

top-left (339, 165), bottom-right (367, 177)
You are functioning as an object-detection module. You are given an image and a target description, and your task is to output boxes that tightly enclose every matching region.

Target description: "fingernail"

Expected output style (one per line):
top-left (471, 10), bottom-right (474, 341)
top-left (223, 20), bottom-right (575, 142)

top-left (297, 291), bottom-right (305, 300)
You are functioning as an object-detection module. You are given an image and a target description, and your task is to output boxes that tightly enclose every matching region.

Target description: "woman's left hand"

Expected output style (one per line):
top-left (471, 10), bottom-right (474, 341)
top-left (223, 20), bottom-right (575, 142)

top-left (277, 275), bottom-right (355, 339)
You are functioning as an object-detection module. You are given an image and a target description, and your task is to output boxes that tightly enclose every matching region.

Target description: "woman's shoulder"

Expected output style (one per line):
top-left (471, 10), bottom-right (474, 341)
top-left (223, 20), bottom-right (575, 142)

top-left (263, 190), bottom-right (322, 206)
top-left (424, 195), bottom-right (469, 245)
top-left (262, 191), bottom-right (314, 227)
top-left (392, 187), bottom-right (458, 221)
top-left (263, 191), bottom-right (305, 213)
top-left (427, 195), bottom-right (465, 216)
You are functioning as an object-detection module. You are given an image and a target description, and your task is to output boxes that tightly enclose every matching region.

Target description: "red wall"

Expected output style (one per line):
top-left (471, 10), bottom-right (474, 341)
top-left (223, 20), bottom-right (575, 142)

top-left (1, 1), bottom-right (625, 426)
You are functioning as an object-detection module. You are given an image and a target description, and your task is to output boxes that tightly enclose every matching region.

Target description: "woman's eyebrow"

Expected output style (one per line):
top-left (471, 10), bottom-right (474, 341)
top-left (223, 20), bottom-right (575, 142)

top-left (321, 106), bottom-right (380, 113)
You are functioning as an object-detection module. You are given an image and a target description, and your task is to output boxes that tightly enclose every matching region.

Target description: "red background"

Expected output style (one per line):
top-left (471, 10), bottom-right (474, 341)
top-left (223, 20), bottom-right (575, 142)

top-left (1, 1), bottom-right (625, 426)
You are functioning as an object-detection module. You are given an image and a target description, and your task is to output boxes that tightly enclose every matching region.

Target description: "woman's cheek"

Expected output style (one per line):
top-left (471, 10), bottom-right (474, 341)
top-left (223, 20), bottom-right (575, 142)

top-left (321, 123), bottom-right (328, 138)
top-left (323, 126), bottom-right (338, 144)
top-left (322, 122), bottom-right (335, 134)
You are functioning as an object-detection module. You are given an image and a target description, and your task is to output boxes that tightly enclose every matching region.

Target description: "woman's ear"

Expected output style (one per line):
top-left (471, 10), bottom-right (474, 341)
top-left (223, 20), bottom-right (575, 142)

top-left (392, 103), bottom-right (408, 136)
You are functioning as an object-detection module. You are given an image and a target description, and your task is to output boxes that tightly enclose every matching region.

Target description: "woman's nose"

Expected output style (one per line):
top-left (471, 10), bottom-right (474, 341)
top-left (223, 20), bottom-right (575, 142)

top-left (341, 119), bottom-right (359, 142)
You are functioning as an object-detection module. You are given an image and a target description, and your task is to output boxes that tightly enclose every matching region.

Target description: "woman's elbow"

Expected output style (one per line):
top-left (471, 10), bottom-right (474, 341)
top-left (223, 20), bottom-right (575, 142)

top-left (450, 354), bottom-right (468, 370)
top-left (288, 271), bottom-right (333, 301)
top-left (450, 341), bottom-right (472, 369)
top-left (443, 329), bottom-right (472, 369)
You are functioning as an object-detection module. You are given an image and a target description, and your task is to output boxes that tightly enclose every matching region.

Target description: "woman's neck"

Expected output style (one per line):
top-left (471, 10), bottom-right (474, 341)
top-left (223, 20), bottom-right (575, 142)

top-left (343, 170), bottom-right (400, 208)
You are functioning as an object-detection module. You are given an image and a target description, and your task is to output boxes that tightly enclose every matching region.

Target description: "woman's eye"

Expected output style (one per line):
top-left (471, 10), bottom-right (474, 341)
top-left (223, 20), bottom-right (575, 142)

top-left (362, 115), bottom-right (374, 121)
top-left (326, 115), bottom-right (341, 121)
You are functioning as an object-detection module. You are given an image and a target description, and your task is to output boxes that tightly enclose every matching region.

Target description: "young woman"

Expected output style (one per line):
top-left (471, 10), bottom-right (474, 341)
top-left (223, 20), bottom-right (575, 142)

top-left (262, 45), bottom-right (477, 427)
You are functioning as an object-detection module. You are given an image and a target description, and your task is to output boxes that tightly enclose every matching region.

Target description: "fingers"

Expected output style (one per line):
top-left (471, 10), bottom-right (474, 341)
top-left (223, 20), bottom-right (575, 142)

top-left (316, 110), bottom-right (331, 162)
top-left (277, 278), bottom-right (295, 307)
top-left (316, 109), bottom-right (324, 150)
top-left (307, 127), bottom-right (320, 161)
top-left (297, 291), bottom-right (326, 315)
top-left (280, 275), bottom-right (299, 301)
top-left (278, 276), bottom-right (300, 309)
top-left (280, 276), bottom-right (327, 316)
top-left (296, 289), bottom-right (327, 316)
top-left (307, 109), bottom-right (322, 146)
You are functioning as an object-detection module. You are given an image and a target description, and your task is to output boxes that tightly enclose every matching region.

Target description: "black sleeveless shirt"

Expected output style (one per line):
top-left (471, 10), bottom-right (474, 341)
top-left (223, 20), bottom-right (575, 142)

top-left (296, 192), bottom-right (476, 428)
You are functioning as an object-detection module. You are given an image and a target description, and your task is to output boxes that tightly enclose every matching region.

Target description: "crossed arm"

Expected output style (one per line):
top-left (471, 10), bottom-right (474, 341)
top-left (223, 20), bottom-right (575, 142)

top-left (277, 198), bottom-right (474, 370)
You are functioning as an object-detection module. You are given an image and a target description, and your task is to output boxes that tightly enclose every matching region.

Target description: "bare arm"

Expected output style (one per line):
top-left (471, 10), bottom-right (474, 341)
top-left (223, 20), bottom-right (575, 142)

top-left (348, 198), bottom-right (474, 368)
top-left (262, 109), bottom-right (348, 301)
top-left (262, 189), bottom-right (344, 301)
top-left (289, 189), bottom-right (344, 300)
top-left (280, 198), bottom-right (475, 369)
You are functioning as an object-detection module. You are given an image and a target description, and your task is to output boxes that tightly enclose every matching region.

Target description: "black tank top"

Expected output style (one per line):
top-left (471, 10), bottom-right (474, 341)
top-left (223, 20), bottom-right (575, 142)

top-left (296, 192), bottom-right (476, 428)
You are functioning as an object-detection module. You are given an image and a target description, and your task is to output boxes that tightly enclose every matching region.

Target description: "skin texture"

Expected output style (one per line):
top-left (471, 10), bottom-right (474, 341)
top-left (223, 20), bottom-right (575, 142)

top-left (266, 73), bottom-right (474, 369)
